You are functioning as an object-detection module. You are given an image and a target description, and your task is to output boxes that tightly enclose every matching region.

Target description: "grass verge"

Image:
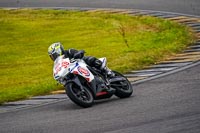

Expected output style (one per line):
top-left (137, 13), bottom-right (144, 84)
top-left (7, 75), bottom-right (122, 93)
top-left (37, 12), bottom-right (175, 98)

top-left (0, 9), bottom-right (195, 104)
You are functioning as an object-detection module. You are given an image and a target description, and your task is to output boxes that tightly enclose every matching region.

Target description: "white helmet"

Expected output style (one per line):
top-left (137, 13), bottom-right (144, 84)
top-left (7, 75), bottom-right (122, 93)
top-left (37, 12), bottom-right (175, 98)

top-left (48, 42), bottom-right (65, 61)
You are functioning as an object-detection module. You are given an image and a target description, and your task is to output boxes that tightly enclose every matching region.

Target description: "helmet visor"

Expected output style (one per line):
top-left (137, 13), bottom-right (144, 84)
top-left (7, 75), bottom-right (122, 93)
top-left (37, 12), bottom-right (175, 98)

top-left (49, 52), bottom-right (60, 61)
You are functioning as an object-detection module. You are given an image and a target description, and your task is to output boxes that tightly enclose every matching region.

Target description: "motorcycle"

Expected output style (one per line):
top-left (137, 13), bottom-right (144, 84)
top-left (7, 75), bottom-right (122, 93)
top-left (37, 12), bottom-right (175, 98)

top-left (53, 55), bottom-right (133, 108)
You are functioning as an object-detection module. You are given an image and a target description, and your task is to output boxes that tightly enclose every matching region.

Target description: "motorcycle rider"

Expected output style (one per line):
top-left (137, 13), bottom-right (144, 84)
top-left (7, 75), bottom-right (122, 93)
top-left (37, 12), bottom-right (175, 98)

top-left (48, 42), bottom-right (114, 77)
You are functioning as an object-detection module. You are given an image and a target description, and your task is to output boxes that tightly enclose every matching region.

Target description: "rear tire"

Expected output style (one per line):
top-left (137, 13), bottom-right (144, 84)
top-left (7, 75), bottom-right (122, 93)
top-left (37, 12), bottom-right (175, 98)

top-left (65, 83), bottom-right (94, 108)
top-left (112, 71), bottom-right (133, 98)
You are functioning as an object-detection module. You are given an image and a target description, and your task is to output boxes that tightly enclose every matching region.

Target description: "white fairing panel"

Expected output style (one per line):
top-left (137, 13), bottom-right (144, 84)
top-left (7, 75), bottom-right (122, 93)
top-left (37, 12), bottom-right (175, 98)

top-left (53, 56), bottom-right (70, 80)
top-left (53, 56), bottom-right (94, 82)
top-left (73, 60), bottom-right (94, 82)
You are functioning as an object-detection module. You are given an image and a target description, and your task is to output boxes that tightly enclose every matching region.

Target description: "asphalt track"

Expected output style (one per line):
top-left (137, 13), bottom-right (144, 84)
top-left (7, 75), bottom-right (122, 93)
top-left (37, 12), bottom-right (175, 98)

top-left (0, 63), bottom-right (200, 133)
top-left (0, 0), bottom-right (200, 133)
top-left (0, 0), bottom-right (200, 16)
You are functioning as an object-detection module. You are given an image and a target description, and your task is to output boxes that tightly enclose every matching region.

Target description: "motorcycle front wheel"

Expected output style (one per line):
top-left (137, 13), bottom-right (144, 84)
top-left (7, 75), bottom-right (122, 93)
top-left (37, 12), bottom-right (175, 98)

top-left (65, 82), bottom-right (94, 108)
top-left (112, 71), bottom-right (133, 98)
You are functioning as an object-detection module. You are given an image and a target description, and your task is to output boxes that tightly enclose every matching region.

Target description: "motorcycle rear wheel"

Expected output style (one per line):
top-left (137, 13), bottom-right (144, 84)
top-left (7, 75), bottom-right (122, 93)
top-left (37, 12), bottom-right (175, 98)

top-left (65, 83), bottom-right (94, 108)
top-left (112, 71), bottom-right (133, 98)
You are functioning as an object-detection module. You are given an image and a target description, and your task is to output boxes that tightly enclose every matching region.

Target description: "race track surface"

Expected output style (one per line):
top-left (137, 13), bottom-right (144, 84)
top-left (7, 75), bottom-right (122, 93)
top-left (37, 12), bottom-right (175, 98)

top-left (0, 0), bottom-right (200, 16)
top-left (0, 63), bottom-right (200, 133)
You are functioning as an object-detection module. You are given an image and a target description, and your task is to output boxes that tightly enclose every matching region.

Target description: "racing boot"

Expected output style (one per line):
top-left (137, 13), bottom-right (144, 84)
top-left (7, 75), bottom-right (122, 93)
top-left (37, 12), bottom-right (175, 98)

top-left (94, 59), bottom-right (115, 93)
top-left (95, 58), bottom-right (115, 78)
top-left (102, 66), bottom-right (115, 78)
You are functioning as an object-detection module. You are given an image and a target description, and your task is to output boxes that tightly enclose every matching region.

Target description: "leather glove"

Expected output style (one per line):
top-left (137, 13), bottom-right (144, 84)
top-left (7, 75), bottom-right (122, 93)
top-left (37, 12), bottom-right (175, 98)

top-left (74, 50), bottom-right (85, 59)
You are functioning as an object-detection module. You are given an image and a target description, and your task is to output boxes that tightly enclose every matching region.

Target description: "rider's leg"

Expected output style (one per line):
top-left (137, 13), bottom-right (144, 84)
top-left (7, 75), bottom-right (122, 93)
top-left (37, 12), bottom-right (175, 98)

top-left (83, 56), bottom-right (114, 77)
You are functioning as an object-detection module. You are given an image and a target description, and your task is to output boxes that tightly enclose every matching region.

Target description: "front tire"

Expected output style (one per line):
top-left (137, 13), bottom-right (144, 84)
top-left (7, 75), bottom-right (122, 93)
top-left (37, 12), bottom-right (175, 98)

top-left (112, 71), bottom-right (133, 98)
top-left (65, 83), bottom-right (94, 108)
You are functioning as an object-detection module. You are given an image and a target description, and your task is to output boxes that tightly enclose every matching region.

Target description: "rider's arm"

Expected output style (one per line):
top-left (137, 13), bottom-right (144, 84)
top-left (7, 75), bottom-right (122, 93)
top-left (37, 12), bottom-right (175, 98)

top-left (65, 48), bottom-right (85, 59)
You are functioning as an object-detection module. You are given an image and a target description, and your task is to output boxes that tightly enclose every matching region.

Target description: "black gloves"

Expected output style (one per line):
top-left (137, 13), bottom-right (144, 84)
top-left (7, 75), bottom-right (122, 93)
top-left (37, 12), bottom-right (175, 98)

top-left (74, 50), bottom-right (85, 59)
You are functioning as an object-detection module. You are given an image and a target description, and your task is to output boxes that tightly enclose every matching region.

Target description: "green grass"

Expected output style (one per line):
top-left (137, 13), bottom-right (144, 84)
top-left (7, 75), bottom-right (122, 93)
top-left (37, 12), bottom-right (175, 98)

top-left (0, 9), bottom-right (195, 104)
